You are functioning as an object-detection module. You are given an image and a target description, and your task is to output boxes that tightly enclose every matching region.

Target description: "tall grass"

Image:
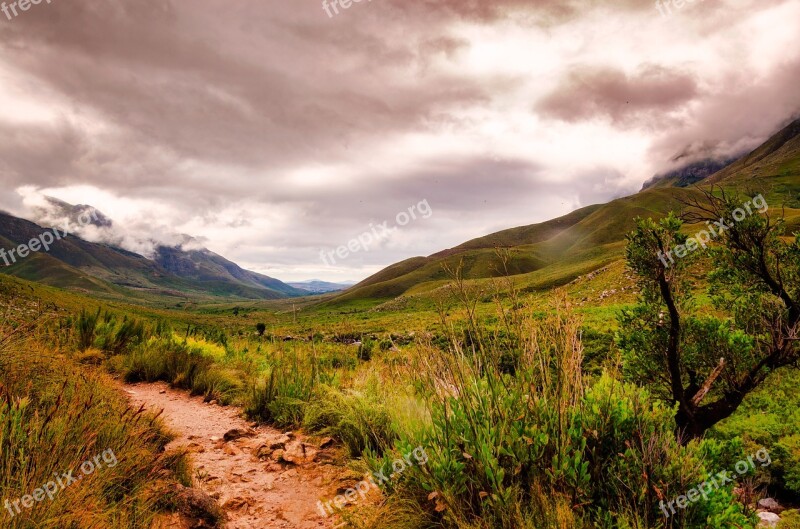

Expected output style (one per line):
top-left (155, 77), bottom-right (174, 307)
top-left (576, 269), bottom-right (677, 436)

top-left (361, 266), bottom-right (755, 529)
top-left (0, 315), bottom-right (191, 528)
top-left (244, 347), bottom-right (320, 427)
top-left (304, 384), bottom-right (397, 457)
top-left (75, 309), bottom-right (145, 355)
top-left (121, 338), bottom-right (242, 405)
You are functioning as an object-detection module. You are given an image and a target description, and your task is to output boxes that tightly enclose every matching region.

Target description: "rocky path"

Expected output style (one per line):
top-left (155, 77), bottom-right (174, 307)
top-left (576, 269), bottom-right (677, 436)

top-left (122, 382), bottom-right (340, 529)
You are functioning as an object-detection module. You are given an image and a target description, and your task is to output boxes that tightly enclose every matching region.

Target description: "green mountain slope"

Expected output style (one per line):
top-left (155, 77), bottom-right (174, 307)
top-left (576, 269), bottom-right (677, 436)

top-left (332, 118), bottom-right (800, 306)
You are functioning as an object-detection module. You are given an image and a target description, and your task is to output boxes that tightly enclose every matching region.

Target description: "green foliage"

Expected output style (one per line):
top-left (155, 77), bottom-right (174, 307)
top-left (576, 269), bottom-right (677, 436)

top-left (304, 384), bottom-right (396, 457)
top-left (625, 213), bottom-right (688, 280)
top-left (122, 338), bottom-right (240, 405)
top-left (244, 351), bottom-right (319, 427)
top-left (75, 309), bottom-right (147, 355)
top-left (712, 369), bottom-right (800, 498)
top-left (376, 291), bottom-right (733, 529)
top-left (96, 316), bottom-right (146, 356)
top-left (778, 510), bottom-right (800, 529)
top-left (358, 338), bottom-right (375, 361)
top-left (775, 435), bottom-right (800, 495)
top-left (76, 308), bottom-right (100, 350)
top-left (621, 193), bottom-right (800, 439)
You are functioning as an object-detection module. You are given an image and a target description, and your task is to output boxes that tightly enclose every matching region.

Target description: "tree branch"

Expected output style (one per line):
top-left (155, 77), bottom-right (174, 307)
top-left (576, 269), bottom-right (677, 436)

top-left (691, 357), bottom-right (726, 407)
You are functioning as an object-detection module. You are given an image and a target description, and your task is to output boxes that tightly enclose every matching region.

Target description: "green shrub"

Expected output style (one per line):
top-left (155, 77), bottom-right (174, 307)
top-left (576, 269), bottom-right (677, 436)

top-left (711, 369), bottom-right (800, 499)
top-left (122, 339), bottom-right (219, 401)
top-left (378, 292), bottom-right (754, 529)
top-left (304, 385), bottom-right (397, 457)
top-left (778, 510), bottom-right (800, 529)
top-left (358, 338), bottom-right (375, 361)
top-left (76, 308), bottom-right (100, 350)
top-left (244, 351), bottom-right (319, 427)
top-left (190, 367), bottom-right (244, 405)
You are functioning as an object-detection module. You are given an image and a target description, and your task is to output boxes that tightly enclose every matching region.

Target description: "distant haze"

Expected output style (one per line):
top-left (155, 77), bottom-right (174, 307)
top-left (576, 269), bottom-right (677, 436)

top-left (1, 0), bottom-right (799, 282)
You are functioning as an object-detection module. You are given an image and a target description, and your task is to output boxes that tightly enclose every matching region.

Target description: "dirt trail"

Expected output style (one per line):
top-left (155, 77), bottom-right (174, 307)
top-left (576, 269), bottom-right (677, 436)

top-left (123, 382), bottom-right (340, 529)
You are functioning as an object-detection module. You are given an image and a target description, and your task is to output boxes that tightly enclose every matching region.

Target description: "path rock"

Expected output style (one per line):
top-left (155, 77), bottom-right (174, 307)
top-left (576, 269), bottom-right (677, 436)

top-left (174, 484), bottom-right (225, 528)
top-left (269, 435), bottom-right (290, 450)
top-left (757, 512), bottom-right (781, 528)
top-left (758, 498), bottom-right (784, 513)
top-left (223, 428), bottom-right (256, 442)
top-left (187, 442), bottom-right (206, 454)
top-left (222, 495), bottom-right (254, 512)
top-left (223, 443), bottom-right (242, 456)
top-left (252, 443), bottom-right (273, 460)
top-left (283, 441), bottom-right (318, 464)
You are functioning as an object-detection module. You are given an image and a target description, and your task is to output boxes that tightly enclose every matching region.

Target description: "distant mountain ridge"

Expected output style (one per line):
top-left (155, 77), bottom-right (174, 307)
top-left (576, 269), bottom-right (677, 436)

top-left (287, 280), bottom-right (355, 294)
top-left (0, 212), bottom-right (304, 301)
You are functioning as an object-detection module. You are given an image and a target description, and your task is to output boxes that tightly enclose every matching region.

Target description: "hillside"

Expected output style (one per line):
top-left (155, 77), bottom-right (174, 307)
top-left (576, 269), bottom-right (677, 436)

top-left (331, 117), bottom-right (800, 306)
top-left (0, 212), bottom-right (305, 301)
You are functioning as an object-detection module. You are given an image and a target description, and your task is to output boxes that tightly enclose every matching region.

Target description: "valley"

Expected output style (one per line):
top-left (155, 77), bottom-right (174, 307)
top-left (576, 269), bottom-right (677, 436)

top-left (2, 3), bottom-right (800, 527)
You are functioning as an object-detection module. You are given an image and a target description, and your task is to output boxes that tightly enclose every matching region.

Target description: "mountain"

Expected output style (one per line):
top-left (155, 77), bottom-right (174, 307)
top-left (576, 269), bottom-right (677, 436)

top-left (0, 212), bottom-right (305, 301)
top-left (330, 117), bottom-right (800, 306)
top-left (640, 157), bottom-right (739, 191)
top-left (153, 246), bottom-right (303, 298)
top-left (287, 280), bottom-right (355, 294)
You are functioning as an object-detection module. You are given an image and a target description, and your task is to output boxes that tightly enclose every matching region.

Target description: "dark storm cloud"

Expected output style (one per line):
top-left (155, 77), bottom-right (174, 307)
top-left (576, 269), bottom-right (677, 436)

top-left (0, 0), bottom-right (488, 189)
top-left (0, 120), bottom-right (87, 187)
top-left (536, 65), bottom-right (699, 126)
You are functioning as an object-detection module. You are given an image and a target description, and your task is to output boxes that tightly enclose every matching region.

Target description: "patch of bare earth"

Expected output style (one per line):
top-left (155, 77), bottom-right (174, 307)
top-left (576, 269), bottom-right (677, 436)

top-left (122, 382), bottom-right (342, 529)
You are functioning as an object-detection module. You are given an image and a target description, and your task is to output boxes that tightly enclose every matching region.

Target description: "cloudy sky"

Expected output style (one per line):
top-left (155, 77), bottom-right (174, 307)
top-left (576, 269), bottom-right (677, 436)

top-left (1, 0), bottom-right (799, 282)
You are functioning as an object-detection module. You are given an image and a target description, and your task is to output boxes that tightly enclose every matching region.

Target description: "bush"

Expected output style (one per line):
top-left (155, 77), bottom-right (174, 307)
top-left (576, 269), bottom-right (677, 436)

top-left (376, 292), bottom-right (754, 529)
top-left (76, 308), bottom-right (100, 350)
top-left (122, 339), bottom-right (239, 403)
top-left (304, 385), bottom-right (397, 457)
top-left (358, 338), bottom-right (375, 362)
top-left (244, 352), bottom-right (318, 427)
top-left (190, 367), bottom-right (244, 405)
top-left (779, 510), bottom-right (800, 529)
top-left (710, 369), bottom-right (800, 499)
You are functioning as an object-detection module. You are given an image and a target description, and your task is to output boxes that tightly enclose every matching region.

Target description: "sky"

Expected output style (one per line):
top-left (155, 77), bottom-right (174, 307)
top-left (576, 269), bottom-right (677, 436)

top-left (1, 0), bottom-right (799, 283)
